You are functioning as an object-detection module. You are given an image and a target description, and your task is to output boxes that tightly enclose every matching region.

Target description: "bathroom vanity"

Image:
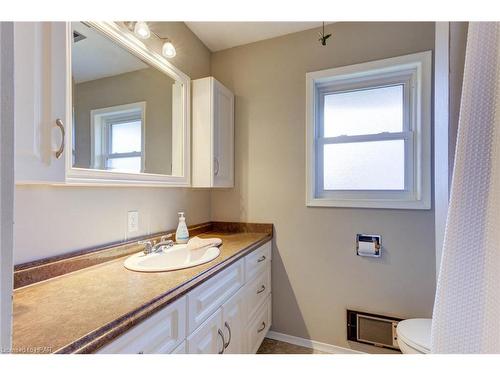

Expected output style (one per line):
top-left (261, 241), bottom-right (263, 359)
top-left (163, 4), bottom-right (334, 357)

top-left (12, 222), bottom-right (272, 354)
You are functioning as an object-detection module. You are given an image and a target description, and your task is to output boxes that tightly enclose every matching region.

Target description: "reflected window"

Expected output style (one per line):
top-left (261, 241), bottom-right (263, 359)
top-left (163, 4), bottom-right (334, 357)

top-left (90, 102), bottom-right (145, 173)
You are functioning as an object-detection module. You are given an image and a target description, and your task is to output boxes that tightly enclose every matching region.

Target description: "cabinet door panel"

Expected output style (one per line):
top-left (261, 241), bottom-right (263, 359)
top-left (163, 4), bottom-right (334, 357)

top-left (15, 22), bottom-right (68, 183)
top-left (187, 309), bottom-right (223, 354)
top-left (221, 287), bottom-right (246, 354)
top-left (213, 79), bottom-right (234, 188)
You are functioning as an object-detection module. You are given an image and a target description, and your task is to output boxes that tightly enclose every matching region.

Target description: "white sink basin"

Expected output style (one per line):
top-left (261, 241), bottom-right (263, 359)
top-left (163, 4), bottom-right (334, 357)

top-left (124, 244), bottom-right (220, 272)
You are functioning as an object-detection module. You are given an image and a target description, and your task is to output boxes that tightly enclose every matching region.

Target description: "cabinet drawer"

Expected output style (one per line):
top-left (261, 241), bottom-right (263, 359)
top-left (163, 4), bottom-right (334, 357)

top-left (245, 241), bottom-right (271, 282)
top-left (245, 263), bottom-right (271, 321)
top-left (247, 294), bottom-right (272, 354)
top-left (187, 259), bottom-right (244, 334)
top-left (97, 296), bottom-right (186, 354)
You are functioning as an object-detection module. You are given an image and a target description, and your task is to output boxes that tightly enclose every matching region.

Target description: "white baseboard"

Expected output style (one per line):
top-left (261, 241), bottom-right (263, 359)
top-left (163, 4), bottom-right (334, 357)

top-left (266, 331), bottom-right (364, 354)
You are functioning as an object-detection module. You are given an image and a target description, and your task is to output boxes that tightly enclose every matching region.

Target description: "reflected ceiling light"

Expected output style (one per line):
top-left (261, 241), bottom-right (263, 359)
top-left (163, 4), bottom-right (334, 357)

top-left (161, 40), bottom-right (176, 58)
top-left (134, 21), bottom-right (150, 39)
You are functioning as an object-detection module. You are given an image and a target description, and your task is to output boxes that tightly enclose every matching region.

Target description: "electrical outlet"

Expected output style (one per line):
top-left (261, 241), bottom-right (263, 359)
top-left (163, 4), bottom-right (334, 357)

top-left (128, 211), bottom-right (139, 233)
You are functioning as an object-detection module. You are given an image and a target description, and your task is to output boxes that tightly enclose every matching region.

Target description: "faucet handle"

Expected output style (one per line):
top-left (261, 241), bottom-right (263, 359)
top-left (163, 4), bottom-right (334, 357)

top-left (138, 240), bottom-right (153, 254)
top-left (160, 234), bottom-right (173, 242)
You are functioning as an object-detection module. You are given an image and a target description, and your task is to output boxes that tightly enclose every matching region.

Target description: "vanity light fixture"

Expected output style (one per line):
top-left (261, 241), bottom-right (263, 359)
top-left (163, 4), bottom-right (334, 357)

top-left (150, 30), bottom-right (176, 58)
top-left (161, 39), bottom-right (176, 58)
top-left (124, 21), bottom-right (176, 58)
top-left (133, 21), bottom-right (151, 39)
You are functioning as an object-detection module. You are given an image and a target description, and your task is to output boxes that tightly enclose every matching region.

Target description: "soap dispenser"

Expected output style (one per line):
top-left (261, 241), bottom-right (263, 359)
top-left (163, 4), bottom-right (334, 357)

top-left (176, 212), bottom-right (189, 244)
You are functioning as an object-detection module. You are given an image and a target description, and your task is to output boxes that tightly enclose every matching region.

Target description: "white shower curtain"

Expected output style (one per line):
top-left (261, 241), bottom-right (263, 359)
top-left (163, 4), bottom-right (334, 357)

top-left (432, 22), bottom-right (500, 353)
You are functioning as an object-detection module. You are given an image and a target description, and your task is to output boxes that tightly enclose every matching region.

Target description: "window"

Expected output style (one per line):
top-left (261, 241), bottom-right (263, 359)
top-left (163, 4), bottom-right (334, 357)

top-left (106, 118), bottom-right (142, 172)
top-left (306, 52), bottom-right (431, 209)
top-left (90, 102), bottom-right (145, 173)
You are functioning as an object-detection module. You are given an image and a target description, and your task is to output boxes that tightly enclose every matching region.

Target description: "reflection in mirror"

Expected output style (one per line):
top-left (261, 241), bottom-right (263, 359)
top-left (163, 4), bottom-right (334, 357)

top-left (71, 22), bottom-right (184, 176)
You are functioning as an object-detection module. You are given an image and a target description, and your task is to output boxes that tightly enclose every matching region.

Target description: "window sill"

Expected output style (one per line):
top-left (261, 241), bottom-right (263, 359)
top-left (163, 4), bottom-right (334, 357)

top-left (306, 197), bottom-right (431, 210)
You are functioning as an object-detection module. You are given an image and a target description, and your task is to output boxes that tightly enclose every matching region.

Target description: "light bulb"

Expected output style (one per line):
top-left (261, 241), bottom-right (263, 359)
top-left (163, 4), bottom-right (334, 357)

top-left (134, 22), bottom-right (150, 39)
top-left (162, 41), bottom-right (176, 58)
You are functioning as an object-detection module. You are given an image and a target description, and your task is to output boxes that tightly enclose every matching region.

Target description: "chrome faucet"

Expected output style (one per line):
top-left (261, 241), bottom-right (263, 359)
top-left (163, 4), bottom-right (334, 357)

top-left (138, 234), bottom-right (174, 255)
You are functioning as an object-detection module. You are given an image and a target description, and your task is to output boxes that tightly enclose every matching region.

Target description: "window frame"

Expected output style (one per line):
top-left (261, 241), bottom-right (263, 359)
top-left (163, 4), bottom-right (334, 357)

top-left (305, 51), bottom-right (432, 209)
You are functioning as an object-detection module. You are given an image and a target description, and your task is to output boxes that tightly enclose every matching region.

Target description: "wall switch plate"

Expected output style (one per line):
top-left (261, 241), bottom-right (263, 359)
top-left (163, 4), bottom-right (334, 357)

top-left (127, 211), bottom-right (139, 233)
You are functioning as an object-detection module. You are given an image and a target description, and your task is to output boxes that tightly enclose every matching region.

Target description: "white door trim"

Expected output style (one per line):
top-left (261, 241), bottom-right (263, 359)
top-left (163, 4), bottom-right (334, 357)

top-left (0, 21), bottom-right (15, 353)
top-left (434, 22), bottom-right (450, 280)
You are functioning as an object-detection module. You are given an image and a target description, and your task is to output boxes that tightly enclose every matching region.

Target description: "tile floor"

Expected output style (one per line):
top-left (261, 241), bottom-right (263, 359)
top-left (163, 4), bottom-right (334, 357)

top-left (257, 338), bottom-right (326, 354)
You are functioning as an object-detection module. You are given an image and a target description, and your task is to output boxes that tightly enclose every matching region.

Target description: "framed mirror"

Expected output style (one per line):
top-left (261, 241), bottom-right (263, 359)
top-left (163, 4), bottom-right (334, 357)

top-left (66, 22), bottom-right (190, 186)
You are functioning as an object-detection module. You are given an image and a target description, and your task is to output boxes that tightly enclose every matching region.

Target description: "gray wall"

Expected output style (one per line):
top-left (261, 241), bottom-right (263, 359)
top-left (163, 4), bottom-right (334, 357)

top-left (210, 22), bottom-right (437, 352)
top-left (14, 22), bottom-right (212, 264)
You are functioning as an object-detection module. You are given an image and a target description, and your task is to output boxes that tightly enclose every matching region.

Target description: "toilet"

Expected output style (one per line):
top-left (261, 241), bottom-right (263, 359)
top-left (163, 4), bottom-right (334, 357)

top-left (396, 319), bottom-right (432, 354)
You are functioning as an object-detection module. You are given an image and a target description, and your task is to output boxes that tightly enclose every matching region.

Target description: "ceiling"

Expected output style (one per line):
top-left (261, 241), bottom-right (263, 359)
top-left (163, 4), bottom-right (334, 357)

top-left (72, 22), bottom-right (148, 83)
top-left (185, 22), bottom-right (326, 52)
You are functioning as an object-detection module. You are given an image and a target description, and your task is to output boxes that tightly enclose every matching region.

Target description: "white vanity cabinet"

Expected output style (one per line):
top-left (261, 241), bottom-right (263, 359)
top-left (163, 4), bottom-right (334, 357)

top-left (192, 77), bottom-right (234, 188)
top-left (14, 22), bottom-right (70, 184)
top-left (96, 241), bottom-right (272, 354)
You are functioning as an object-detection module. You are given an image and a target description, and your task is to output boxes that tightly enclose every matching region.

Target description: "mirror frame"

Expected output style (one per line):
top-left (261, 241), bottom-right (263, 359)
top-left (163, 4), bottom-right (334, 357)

top-left (65, 22), bottom-right (191, 187)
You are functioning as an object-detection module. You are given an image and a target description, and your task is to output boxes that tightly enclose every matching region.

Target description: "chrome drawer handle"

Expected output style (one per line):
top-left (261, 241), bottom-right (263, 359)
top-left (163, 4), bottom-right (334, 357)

top-left (55, 118), bottom-right (65, 159)
top-left (257, 255), bottom-right (266, 263)
top-left (257, 285), bottom-right (266, 294)
top-left (224, 322), bottom-right (232, 349)
top-left (257, 322), bottom-right (266, 333)
top-left (217, 328), bottom-right (225, 354)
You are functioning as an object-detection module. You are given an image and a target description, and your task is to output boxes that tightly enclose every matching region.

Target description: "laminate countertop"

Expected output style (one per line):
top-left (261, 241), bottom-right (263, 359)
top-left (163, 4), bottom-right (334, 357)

top-left (12, 228), bottom-right (272, 354)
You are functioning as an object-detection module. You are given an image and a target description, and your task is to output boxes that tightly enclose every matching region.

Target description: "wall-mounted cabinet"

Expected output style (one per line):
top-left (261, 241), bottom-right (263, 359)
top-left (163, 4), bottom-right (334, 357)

top-left (192, 77), bottom-right (234, 188)
top-left (14, 22), bottom-right (69, 184)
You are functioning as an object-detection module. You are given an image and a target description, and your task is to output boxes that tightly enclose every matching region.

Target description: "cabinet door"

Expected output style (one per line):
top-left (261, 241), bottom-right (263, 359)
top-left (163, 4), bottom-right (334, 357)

top-left (212, 79), bottom-right (234, 188)
top-left (187, 309), bottom-right (224, 354)
top-left (221, 287), bottom-right (246, 354)
top-left (15, 22), bottom-right (69, 183)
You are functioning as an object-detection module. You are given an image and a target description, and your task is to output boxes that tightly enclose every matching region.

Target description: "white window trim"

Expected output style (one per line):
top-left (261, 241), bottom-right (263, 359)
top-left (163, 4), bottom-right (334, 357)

top-left (90, 101), bottom-right (146, 172)
top-left (306, 51), bottom-right (432, 209)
